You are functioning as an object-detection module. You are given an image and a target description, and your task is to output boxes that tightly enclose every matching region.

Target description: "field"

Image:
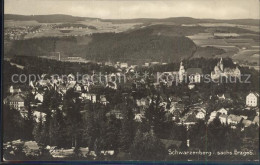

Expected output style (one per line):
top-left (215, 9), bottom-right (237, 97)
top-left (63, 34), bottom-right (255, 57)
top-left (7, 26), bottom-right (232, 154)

top-left (187, 31), bottom-right (259, 65)
top-left (5, 19), bottom-right (141, 39)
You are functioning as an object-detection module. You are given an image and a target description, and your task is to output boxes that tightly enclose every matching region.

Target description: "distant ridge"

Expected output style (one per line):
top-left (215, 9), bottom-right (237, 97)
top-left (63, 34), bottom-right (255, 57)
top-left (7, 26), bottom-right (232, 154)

top-left (4, 14), bottom-right (96, 23)
top-left (5, 14), bottom-right (259, 26)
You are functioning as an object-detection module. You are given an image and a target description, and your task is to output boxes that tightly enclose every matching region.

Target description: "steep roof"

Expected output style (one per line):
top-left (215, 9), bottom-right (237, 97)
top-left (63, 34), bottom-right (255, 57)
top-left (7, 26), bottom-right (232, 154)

top-left (186, 68), bottom-right (203, 75)
top-left (4, 94), bottom-right (25, 102)
top-left (248, 92), bottom-right (259, 97)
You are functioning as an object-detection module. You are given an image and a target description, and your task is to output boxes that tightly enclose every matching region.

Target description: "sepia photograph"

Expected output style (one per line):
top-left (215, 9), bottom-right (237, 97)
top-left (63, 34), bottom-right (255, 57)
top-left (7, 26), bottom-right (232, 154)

top-left (1, 0), bottom-right (259, 162)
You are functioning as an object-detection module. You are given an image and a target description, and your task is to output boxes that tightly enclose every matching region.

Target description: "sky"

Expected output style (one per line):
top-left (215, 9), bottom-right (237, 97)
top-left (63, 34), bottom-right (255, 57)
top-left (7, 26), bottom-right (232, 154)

top-left (4, 0), bottom-right (260, 19)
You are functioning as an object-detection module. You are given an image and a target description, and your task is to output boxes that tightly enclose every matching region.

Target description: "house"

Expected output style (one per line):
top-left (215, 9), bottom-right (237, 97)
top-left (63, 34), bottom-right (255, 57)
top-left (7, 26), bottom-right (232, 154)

top-left (209, 111), bottom-right (218, 122)
top-left (67, 74), bottom-right (75, 81)
top-left (188, 83), bottom-right (195, 90)
top-left (106, 81), bottom-right (117, 90)
top-left (74, 84), bottom-right (82, 92)
top-left (246, 92), bottom-right (259, 107)
top-left (3, 94), bottom-right (25, 110)
top-left (134, 114), bottom-right (144, 122)
top-left (120, 63), bottom-right (128, 68)
top-left (33, 111), bottom-right (47, 123)
top-left (136, 98), bottom-right (149, 107)
top-left (9, 86), bottom-right (21, 94)
top-left (227, 114), bottom-right (243, 126)
top-left (217, 93), bottom-right (232, 101)
top-left (81, 93), bottom-right (97, 103)
top-left (181, 114), bottom-right (198, 127)
top-left (35, 92), bottom-right (44, 102)
top-left (57, 84), bottom-right (67, 94)
top-left (217, 108), bottom-right (228, 115)
top-left (100, 95), bottom-right (109, 105)
top-left (38, 79), bottom-right (50, 87)
top-left (195, 111), bottom-right (206, 119)
top-left (252, 116), bottom-right (259, 126)
top-left (242, 119), bottom-right (252, 128)
top-left (240, 115), bottom-right (248, 120)
top-left (106, 110), bottom-right (123, 119)
top-left (219, 114), bottom-right (228, 125)
top-left (186, 68), bottom-right (202, 83)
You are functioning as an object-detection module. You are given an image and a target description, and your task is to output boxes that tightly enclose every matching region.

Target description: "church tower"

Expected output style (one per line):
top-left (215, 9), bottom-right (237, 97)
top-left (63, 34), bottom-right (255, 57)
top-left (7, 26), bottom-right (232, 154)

top-left (179, 61), bottom-right (185, 82)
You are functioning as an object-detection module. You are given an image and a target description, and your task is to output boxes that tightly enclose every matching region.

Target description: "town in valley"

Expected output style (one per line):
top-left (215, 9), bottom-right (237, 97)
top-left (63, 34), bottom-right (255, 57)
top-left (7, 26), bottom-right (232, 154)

top-left (2, 13), bottom-right (260, 161)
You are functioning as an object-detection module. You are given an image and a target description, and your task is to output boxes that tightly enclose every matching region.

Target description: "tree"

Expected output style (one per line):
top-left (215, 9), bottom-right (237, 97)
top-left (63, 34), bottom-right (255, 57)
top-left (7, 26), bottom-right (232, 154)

top-left (119, 98), bottom-right (135, 151)
top-left (3, 105), bottom-right (24, 142)
top-left (33, 113), bottom-right (45, 146)
top-left (130, 129), bottom-right (167, 160)
top-left (23, 93), bottom-right (34, 140)
top-left (144, 94), bottom-right (166, 138)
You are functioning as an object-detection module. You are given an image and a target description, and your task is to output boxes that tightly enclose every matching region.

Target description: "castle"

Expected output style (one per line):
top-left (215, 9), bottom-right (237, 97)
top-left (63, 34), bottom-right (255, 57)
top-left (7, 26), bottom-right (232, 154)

top-left (211, 58), bottom-right (241, 80)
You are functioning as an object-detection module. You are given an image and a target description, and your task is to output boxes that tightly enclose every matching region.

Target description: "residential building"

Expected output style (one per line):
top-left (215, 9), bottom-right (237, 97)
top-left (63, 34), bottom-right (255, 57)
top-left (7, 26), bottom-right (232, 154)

top-left (4, 94), bottom-right (25, 110)
top-left (219, 114), bottom-right (228, 125)
top-left (242, 119), bottom-right (252, 128)
top-left (35, 92), bottom-right (44, 102)
top-left (186, 68), bottom-right (202, 83)
top-left (227, 114), bottom-right (243, 126)
top-left (246, 92), bottom-right (259, 107)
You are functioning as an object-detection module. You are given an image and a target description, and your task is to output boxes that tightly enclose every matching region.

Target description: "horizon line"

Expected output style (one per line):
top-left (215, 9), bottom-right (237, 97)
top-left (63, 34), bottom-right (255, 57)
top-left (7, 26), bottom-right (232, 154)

top-left (4, 13), bottom-right (260, 21)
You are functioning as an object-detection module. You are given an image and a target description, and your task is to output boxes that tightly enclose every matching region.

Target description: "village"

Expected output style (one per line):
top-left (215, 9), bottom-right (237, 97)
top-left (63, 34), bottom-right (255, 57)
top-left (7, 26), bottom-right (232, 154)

top-left (3, 57), bottom-right (259, 160)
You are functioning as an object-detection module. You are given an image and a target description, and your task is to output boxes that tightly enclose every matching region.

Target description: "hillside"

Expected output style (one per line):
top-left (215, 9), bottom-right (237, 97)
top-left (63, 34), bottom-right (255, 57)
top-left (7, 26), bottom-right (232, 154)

top-left (4, 14), bottom-right (93, 23)
top-left (7, 27), bottom-right (198, 63)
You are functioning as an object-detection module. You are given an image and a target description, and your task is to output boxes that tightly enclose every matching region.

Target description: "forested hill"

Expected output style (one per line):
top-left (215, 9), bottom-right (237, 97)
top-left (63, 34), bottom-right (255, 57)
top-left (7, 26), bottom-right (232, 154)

top-left (7, 27), bottom-right (198, 63)
top-left (5, 14), bottom-right (259, 26)
top-left (5, 14), bottom-right (94, 23)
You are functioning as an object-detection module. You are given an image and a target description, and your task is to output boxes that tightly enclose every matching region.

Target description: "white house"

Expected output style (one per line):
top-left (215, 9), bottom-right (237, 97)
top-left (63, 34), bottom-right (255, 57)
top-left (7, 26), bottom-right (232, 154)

top-left (246, 92), bottom-right (259, 107)
top-left (81, 93), bottom-right (97, 103)
top-left (209, 111), bottom-right (217, 122)
top-left (35, 92), bottom-right (44, 102)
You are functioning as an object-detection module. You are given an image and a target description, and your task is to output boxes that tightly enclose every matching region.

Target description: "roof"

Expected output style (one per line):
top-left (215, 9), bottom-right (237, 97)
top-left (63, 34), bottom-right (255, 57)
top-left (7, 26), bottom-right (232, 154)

top-left (248, 92), bottom-right (259, 97)
top-left (217, 108), bottom-right (227, 113)
top-left (184, 114), bottom-right (198, 123)
top-left (219, 114), bottom-right (228, 118)
top-left (160, 139), bottom-right (182, 148)
top-left (186, 68), bottom-right (203, 75)
top-left (4, 94), bottom-right (25, 102)
top-left (242, 119), bottom-right (252, 127)
top-left (228, 114), bottom-right (242, 122)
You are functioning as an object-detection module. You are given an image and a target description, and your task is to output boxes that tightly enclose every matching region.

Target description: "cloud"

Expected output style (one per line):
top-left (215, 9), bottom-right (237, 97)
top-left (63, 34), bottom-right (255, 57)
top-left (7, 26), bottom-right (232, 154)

top-left (4, 0), bottom-right (260, 19)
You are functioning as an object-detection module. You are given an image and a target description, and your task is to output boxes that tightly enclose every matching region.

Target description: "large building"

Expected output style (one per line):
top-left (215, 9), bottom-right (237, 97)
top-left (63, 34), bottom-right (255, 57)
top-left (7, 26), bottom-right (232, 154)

top-left (246, 92), bottom-right (259, 107)
top-left (211, 58), bottom-right (241, 80)
top-left (3, 94), bottom-right (25, 110)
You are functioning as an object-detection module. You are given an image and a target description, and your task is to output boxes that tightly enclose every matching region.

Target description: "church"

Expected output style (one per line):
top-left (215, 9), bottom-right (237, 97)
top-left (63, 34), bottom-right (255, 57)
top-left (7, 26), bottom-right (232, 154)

top-left (211, 58), bottom-right (241, 80)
